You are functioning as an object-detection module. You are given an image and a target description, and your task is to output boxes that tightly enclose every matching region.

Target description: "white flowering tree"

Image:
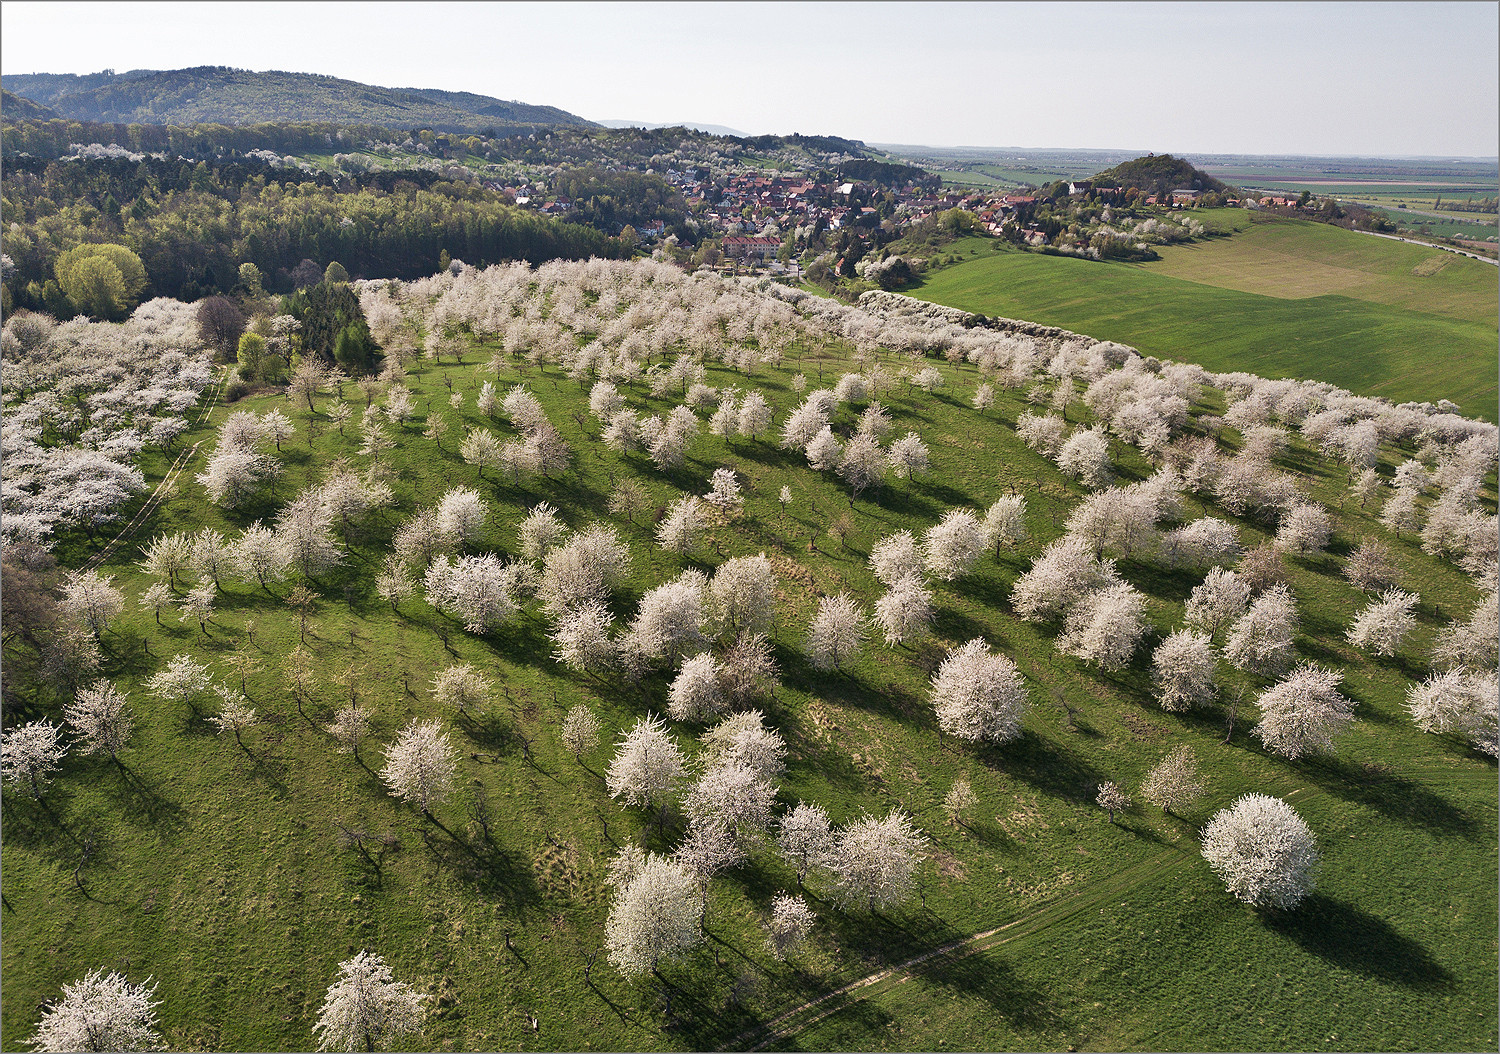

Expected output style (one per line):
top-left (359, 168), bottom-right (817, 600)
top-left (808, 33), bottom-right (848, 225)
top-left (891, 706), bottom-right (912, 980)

top-left (837, 434), bottom-right (886, 500)
top-left (656, 495), bottom-right (707, 555)
top-left (704, 467), bottom-right (744, 512)
top-left (429, 664), bottom-right (492, 716)
top-left (423, 553), bottom-right (518, 634)
top-left (1011, 536), bottom-right (1120, 623)
top-left (929, 638), bottom-right (1029, 743)
top-left (1431, 591), bottom-right (1498, 671)
top-left (682, 761), bottom-right (777, 846)
top-left (765, 893), bottom-right (816, 960)
top-left (1140, 745), bottom-right (1206, 815)
top-left (605, 853), bottom-right (703, 977)
top-left (1224, 584), bottom-right (1299, 677)
top-left (138, 530), bottom-right (193, 589)
top-left (922, 509), bottom-right (987, 581)
top-left (1275, 503), bottom-right (1333, 557)
top-left (1057, 582), bottom-right (1149, 672)
top-left (27, 968), bottom-right (163, 1053)
top-left (1017, 412), bottom-right (1067, 456)
top-left (626, 570), bottom-right (707, 665)
top-left (1056, 425), bottom-right (1112, 488)
top-left (145, 653), bottom-right (215, 712)
top-left (379, 720), bottom-right (457, 815)
top-left (887, 432), bottom-right (930, 489)
top-left (777, 801), bottom-right (834, 887)
top-left (706, 553), bottom-right (778, 638)
top-left (1405, 669), bottom-right (1498, 757)
top-left (874, 573), bottom-right (935, 647)
top-left (1161, 518), bottom-right (1242, 570)
top-left (311, 950), bottom-right (429, 1052)
top-left (606, 714), bottom-right (687, 822)
top-left (327, 704), bottom-right (371, 759)
top-left (737, 390), bottom-right (774, 440)
top-left (537, 526), bottom-right (631, 618)
top-left (561, 705), bottom-right (603, 762)
top-left (805, 593), bottom-right (869, 672)
top-left (982, 495), bottom-right (1028, 558)
top-left (435, 487), bottom-right (489, 549)
top-left (667, 653), bottom-right (726, 722)
top-left (459, 428), bottom-right (504, 478)
top-left (804, 426), bottom-right (844, 472)
top-left (1151, 630), bottom-right (1218, 712)
top-left (1, 719), bottom-right (67, 799)
top-left (60, 570), bottom-right (124, 640)
top-left (65, 680), bottom-right (134, 760)
top-left (551, 601), bottom-right (618, 675)
top-left (231, 521), bottom-right (291, 590)
top-left (869, 530), bottom-right (922, 587)
top-left (824, 810), bottom-right (928, 913)
top-left (1346, 588), bottom-right (1420, 657)
top-left (1096, 781), bottom-right (1132, 824)
top-left (1253, 664), bottom-right (1357, 759)
top-left (1200, 794), bottom-right (1318, 909)
top-left (275, 491), bottom-right (343, 579)
top-left (700, 710), bottom-right (787, 782)
top-left (1343, 538), bottom-right (1400, 593)
top-left (1183, 567), bottom-right (1251, 639)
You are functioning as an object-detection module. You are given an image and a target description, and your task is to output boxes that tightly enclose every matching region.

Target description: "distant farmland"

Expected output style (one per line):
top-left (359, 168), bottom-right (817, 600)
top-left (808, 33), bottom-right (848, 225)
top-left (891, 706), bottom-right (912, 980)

top-left (913, 216), bottom-right (1499, 421)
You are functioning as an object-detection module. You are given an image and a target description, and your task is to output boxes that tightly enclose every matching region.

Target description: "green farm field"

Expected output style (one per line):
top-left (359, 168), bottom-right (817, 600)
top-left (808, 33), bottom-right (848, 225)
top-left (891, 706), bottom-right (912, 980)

top-left (3, 278), bottom-right (1497, 1054)
top-left (913, 216), bottom-right (1499, 421)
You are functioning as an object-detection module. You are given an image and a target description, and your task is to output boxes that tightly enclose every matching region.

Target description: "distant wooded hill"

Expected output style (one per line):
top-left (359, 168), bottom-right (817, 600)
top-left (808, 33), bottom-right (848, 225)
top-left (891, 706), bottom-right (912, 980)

top-left (4, 67), bottom-right (595, 133)
top-left (0, 88), bottom-right (59, 120)
top-left (1090, 154), bottom-right (1231, 196)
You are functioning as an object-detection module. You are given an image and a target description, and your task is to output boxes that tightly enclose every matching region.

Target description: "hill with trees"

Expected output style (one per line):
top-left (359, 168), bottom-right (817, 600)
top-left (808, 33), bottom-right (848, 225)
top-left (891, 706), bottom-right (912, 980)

top-left (3, 67), bottom-right (595, 133)
top-left (1088, 153), bottom-right (1232, 197)
top-left (0, 87), bottom-right (59, 120)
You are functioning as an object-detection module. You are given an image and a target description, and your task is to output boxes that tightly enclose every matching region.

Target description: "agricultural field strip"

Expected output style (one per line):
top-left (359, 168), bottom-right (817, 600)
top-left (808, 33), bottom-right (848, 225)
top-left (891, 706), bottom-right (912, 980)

top-left (728, 761), bottom-right (1481, 1052)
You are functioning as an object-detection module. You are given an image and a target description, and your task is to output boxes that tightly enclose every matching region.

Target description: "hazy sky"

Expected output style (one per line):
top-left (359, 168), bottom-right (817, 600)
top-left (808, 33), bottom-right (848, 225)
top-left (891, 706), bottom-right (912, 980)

top-left (4, 1), bottom-right (1496, 157)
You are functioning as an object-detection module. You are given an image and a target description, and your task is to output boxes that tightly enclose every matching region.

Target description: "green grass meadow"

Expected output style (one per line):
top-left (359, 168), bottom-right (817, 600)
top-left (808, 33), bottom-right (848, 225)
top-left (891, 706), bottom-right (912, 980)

top-left (912, 216), bottom-right (1499, 421)
top-left (2, 328), bottom-right (1496, 1051)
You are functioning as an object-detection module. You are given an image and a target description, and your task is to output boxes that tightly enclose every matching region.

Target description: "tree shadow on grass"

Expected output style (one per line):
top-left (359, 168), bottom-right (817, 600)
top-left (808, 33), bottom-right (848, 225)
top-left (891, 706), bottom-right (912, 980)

top-left (1293, 755), bottom-right (1483, 839)
top-left (1264, 894), bottom-right (1455, 991)
top-left (979, 733), bottom-right (1103, 806)
top-left (417, 816), bottom-right (543, 914)
top-left (103, 758), bottom-right (188, 832)
top-left (762, 998), bottom-right (896, 1052)
top-left (912, 941), bottom-right (1065, 1033)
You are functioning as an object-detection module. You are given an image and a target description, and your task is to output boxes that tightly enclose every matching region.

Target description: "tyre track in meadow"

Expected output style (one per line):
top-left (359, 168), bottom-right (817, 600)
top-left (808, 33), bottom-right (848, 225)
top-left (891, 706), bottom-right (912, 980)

top-left (725, 843), bottom-right (1192, 1052)
top-left (723, 770), bottom-right (1486, 1052)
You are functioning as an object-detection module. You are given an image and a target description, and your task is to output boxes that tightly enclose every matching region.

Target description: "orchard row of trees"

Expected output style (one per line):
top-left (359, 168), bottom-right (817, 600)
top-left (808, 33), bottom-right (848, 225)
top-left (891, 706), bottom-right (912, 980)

top-left (3, 255), bottom-right (1495, 1048)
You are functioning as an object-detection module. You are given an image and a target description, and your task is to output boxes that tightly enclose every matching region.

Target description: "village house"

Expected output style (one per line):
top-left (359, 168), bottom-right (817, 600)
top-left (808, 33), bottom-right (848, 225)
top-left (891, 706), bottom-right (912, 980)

top-left (722, 235), bottom-right (781, 262)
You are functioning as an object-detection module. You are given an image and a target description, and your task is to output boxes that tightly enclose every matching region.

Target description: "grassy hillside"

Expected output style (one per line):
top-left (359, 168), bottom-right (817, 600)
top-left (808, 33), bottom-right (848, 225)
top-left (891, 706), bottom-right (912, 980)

top-left (1137, 216), bottom-right (1498, 325)
top-left (2, 276), bottom-right (1495, 1052)
top-left (913, 217), bottom-right (1498, 420)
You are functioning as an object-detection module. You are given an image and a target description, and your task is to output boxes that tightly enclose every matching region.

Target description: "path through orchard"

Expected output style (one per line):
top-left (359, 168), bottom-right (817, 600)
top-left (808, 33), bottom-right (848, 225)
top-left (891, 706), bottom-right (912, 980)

top-left (85, 367), bottom-right (226, 571)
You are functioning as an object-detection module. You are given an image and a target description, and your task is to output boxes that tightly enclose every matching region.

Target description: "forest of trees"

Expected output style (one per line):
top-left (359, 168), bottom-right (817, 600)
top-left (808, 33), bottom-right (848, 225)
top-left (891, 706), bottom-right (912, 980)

top-left (1, 154), bottom-right (629, 309)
